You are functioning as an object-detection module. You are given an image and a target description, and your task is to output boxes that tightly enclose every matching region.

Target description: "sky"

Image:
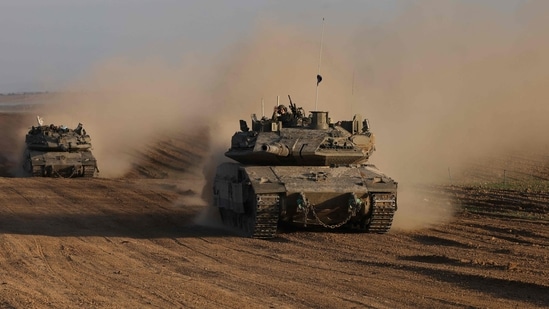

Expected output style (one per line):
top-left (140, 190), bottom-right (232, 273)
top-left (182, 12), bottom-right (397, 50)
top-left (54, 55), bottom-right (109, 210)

top-left (0, 1), bottom-right (530, 91)
top-left (0, 0), bottom-right (401, 93)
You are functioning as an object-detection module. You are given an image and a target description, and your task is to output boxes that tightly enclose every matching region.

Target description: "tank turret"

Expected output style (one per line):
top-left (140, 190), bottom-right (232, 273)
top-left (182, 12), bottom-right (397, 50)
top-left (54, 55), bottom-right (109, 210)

top-left (213, 96), bottom-right (397, 238)
top-left (225, 101), bottom-right (376, 166)
top-left (23, 117), bottom-right (98, 177)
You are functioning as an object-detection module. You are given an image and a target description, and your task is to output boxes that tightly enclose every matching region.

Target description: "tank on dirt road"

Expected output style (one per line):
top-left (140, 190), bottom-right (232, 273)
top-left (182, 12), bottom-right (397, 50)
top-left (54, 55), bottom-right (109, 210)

top-left (213, 97), bottom-right (398, 238)
top-left (23, 117), bottom-right (98, 177)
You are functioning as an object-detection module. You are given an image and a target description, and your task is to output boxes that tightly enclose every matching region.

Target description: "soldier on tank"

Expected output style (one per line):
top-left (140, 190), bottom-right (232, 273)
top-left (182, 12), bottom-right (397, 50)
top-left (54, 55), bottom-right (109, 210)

top-left (272, 105), bottom-right (292, 126)
top-left (74, 123), bottom-right (84, 135)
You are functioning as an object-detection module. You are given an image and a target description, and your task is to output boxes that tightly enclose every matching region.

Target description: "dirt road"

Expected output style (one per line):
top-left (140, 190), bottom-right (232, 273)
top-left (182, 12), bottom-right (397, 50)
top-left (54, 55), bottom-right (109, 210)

top-left (1, 176), bottom-right (548, 309)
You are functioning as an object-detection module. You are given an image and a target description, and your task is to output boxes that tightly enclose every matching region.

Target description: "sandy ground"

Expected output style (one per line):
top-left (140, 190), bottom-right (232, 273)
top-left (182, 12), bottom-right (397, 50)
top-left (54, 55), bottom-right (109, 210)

top-left (0, 107), bottom-right (548, 308)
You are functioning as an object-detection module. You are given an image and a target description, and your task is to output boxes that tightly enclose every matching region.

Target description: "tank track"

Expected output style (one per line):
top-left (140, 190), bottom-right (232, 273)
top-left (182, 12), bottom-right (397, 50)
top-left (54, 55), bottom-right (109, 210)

top-left (219, 193), bottom-right (280, 239)
top-left (32, 165), bottom-right (44, 177)
top-left (367, 194), bottom-right (397, 233)
top-left (83, 165), bottom-right (96, 178)
top-left (251, 194), bottom-right (280, 239)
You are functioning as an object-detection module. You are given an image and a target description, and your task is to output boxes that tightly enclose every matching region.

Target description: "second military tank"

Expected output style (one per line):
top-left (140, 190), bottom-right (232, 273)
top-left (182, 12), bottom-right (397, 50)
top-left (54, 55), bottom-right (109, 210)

top-left (213, 97), bottom-right (398, 238)
top-left (23, 117), bottom-right (98, 178)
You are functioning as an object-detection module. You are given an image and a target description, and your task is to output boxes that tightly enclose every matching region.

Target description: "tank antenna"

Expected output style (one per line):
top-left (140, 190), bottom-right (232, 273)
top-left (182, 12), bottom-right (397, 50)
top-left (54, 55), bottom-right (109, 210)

top-left (315, 18), bottom-right (325, 111)
top-left (261, 98), bottom-right (265, 117)
top-left (352, 69), bottom-right (355, 96)
top-left (351, 69), bottom-right (355, 115)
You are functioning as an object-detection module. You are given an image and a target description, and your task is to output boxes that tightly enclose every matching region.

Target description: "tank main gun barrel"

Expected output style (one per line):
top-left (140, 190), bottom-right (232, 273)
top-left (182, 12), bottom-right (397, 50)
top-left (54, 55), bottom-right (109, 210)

top-left (261, 143), bottom-right (290, 157)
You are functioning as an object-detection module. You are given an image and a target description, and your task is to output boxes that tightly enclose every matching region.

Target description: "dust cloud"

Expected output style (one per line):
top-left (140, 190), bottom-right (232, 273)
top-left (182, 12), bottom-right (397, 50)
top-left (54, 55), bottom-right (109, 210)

top-left (36, 56), bottom-right (217, 178)
top-left (202, 2), bottom-right (549, 230)
top-left (23, 1), bottom-right (549, 231)
top-left (347, 1), bottom-right (549, 229)
top-left (0, 113), bottom-right (35, 177)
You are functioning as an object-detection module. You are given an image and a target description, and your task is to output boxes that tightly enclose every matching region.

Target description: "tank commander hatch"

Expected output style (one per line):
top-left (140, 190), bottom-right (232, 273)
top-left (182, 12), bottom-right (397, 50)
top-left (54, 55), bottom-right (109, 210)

top-left (272, 104), bottom-right (293, 126)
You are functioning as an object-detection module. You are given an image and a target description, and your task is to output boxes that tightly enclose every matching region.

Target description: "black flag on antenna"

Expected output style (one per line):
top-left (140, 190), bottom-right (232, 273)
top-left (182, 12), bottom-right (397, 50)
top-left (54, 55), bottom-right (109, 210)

top-left (316, 74), bottom-right (323, 86)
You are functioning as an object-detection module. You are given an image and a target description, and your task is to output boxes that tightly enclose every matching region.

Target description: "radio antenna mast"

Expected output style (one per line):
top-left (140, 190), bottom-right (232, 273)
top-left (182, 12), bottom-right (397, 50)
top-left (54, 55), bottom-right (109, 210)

top-left (315, 18), bottom-right (325, 111)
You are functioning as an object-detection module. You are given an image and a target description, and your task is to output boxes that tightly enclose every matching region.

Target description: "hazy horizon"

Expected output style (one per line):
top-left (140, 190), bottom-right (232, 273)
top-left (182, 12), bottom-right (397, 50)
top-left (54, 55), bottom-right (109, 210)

top-left (1, 0), bottom-right (527, 93)
top-left (1, 0), bottom-right (405, 93)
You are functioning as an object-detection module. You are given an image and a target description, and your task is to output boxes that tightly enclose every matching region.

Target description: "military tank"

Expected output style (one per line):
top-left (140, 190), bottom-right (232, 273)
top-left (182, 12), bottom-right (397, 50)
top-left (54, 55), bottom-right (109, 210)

top-left (213, 96), bottom-right (397, 238)
top-left (23, 117), bottom-right (98, 177)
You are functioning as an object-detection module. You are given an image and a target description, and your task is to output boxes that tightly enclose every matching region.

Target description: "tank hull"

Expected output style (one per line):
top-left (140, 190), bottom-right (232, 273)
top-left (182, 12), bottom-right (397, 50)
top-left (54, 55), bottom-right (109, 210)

top-left (213, 162), bottom-right (397, 238)
top-left (23, 149), bottom-right (97, 178)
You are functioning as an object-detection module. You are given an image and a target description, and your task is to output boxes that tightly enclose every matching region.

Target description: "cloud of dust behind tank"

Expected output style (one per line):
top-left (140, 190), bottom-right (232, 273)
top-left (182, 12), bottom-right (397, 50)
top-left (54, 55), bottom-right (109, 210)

top-left (349, 1), bottom-right (549, 182)
top-left (347, 1), bottom-right (549, 229)
top-left (0, 112), bottom-right (36, 177)
top-left (36, 56), bottom-right (216, 178)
